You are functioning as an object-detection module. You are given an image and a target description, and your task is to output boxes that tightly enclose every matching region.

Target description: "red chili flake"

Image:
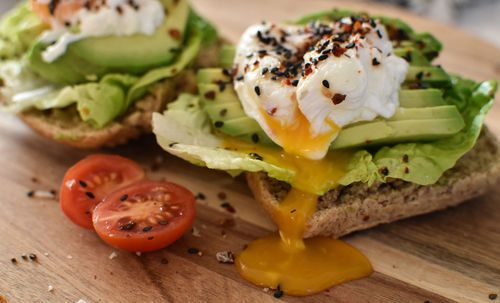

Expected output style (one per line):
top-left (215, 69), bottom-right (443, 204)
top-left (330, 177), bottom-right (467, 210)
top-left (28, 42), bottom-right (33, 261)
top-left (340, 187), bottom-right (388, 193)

top-left (363, 216), bottom-right (370, 221)
top-left (218, 218), bottom-right (235, 228)
top-left (332, 44), bottom-right (346, 57)
top-left (268, 107), bottom-right (277, 116)
top-left (365, 140), bottom-right (372, 144)
top-left (402, 154), bottom-right (409, 163)
top-left (353, 21), bottom-right (362, 32)
top-left (204, 91), bottom-right (216, 100)
top-left (331, 94), bottom-right (346, 105)
top-left (116, 5), bottom-right (123, 14)
top-left (168, 29), bottom-right (181, 40)
top-left (405, 167), bottom-right (409, 174)
top-left (217, 192), bottom-right (227, 200)
top-left (221, 202), bottom-right (236, 214)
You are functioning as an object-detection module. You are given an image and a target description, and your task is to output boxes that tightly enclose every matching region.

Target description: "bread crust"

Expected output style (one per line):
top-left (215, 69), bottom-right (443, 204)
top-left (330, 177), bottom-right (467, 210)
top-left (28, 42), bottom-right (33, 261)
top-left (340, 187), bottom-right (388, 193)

top-left (18, 71), bottom-right (196, 149)
top-left (246, 127), bottom-right (500, 238)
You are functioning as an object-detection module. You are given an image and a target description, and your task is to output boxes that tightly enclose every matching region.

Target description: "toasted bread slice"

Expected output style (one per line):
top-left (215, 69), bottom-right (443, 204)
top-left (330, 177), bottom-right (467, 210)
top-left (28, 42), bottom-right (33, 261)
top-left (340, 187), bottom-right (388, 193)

top-left (19, 70), bottom-right (197, 149)
top-left (246, 127), bottom-right (500, 238)
top-left (14, 40), bottom-right (225, 149)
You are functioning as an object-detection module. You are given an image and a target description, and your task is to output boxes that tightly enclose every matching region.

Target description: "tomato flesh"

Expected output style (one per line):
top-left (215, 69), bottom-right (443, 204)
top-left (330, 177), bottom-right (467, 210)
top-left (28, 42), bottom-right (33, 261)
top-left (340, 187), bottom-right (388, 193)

top-left (60, 154), bottom-right (145, 229)
top-left (92, 180), bottom-right (196, 252)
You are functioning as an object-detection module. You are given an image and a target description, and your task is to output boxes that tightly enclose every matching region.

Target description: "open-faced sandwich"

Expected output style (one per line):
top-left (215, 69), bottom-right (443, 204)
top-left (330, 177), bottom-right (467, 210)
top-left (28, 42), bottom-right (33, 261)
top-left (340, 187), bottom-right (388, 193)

top-left (0, 0), bottom-right (220, 148)
top-left (152, 9), bottom-right (499, 295)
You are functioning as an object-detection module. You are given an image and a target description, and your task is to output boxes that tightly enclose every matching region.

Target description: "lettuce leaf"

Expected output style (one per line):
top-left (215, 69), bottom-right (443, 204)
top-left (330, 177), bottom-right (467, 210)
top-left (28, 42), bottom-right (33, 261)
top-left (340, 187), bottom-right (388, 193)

top-left (1, 30), bottom-right (202, 127)
top-left (153, 94), bottom-right (294, 181)
top-left (0, 2), bottom-right (47, 59)
top-left (153, 78), bottom-right (497, 195)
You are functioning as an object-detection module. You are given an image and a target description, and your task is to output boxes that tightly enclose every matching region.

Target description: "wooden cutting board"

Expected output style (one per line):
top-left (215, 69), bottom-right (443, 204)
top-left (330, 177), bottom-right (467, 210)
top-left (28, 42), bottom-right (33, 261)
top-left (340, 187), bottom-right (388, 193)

top-left (1, 1), bottom-right (499, 302)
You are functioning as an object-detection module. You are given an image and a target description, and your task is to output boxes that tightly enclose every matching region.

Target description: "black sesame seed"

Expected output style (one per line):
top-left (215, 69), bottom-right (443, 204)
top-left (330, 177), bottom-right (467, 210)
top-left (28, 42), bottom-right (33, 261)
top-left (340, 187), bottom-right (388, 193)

top-left (168, 142), bottom-right (178, 148)
top-left (249, 153), bottom-right (263, 161)
top-left (403, 154), bottom-right (409, 163)
top-left (196, 193), bottom-right (206, 200)
top-left (369, 19), bottom-right (376, 28)
top-left (79, 180), bottom-right (87, 188)
top-left (214, 121), bottom-right (224, 128)
top-left (120, 194), bottom-right (128, 201)
top-left (379, 167), bottom-right (389, 176)
top-left (29, 254), bottom-right (37, 261)
top-left (85, 211), bottom-right (90, 215)
top-left (271, 76), bottom-right (278, 80)
top-left (21, 255), bottom-right (27, 260)
top-left (27, 191), bottom-right (34, 197)
top-left (11, 258), bottom-right (17, 264)
top-left (64, 21), bottom-right (71, 27)
top-left (372, 58), bottom-right (380, 66)
top-left (254, 86), bottom-right (261, 96)
top-left (222, 69), bottom-right (230, 76)
top-left (274, 290), bottom-right (284, 298)
top-left (345, 42), bottom-right (355, 49)
top-left (322, 80), bottom-right (330, 88)
top-left (219, 109), bottom-right (227, 116)
top-left (290, 209), bottom-right (296, 213)
top-left (291, 80), bottom-right (299, 87)
top-left (142, 226), bottom-right (153, 232)
top-left (416, 72), bottom-right (424, 81)
top-left (251, 133), bottom-right (259, 143)
top-left (376, 29), bottom-right (382, 38)
top-left (188, 248), bottom-right (199, 254)
top-left (236, 75), bottom-right (244, 81)
top-left (119, 221), bottom-right (136, 231)
top-left (489, 294), bottom-right (498, 300)
top-left (85, 192), bottom-right (95, 199)
top-left (261, 67), bottom-right (269, 75)
top-left (318, 54), bottom-right (328, 61)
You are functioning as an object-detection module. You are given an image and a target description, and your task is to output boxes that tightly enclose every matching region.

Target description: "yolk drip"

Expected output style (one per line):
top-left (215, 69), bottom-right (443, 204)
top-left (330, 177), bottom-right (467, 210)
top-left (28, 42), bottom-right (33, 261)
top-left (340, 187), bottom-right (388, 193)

top-left (235, 189), bottom-right (373, 296)
top-left (225, 139), bottom-right (373, 296)
top-left (259, 107), bottom-right (340, 160)
top-left (222, 138), bottom-right (352, 194)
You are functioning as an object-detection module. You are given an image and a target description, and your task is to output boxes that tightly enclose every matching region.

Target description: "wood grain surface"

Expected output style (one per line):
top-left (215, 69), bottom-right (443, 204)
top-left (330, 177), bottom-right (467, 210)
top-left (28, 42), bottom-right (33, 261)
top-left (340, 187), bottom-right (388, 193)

top-left (1, 1), bottom-right (499, 302)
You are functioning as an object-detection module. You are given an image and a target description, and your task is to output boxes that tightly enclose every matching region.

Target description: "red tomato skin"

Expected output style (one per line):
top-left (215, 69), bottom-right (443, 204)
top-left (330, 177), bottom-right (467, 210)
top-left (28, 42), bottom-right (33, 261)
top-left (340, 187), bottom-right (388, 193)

top-left (60, 154), bottom-right (145, 229)
top-left (92, 180), bottom-right (196, 252)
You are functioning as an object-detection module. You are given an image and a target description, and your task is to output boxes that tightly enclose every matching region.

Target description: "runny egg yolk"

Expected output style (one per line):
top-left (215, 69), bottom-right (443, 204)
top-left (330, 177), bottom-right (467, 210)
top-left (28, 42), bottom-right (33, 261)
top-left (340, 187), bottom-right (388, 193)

top-left (222, 139), bottom-right (373, 295)
top-left (259, 106), bottom-right (341, 160)
top-left (31, 0), bottom-right (93, 26)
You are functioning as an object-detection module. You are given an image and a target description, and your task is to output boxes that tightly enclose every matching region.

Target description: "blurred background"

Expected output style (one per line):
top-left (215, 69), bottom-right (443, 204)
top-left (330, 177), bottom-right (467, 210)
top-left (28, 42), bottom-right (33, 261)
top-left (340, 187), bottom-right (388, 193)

top-left (1, 0), bottom-right (499, 47)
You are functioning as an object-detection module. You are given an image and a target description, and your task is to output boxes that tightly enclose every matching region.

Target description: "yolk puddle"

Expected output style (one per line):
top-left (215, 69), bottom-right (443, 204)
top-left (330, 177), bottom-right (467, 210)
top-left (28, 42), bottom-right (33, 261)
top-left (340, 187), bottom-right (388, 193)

top-left (235, 189), bottom-right (373, 296)
top-left (259, 107), bottom-right (340, 159)
top-left (224, 140), bottom-right (373, 296)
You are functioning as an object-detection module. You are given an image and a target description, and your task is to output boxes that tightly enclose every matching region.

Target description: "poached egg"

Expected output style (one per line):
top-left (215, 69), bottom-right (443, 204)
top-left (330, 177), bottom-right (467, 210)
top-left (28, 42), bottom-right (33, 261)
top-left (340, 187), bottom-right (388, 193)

top-left (233, 18), bottom-right (409, 159)
top-left (30, 0), bottom-right (165, 62)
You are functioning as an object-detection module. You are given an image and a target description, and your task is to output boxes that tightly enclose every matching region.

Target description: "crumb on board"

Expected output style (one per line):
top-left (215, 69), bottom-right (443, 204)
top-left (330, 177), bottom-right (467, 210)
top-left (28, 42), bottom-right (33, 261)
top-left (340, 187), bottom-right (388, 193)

top-left (108, 251), bottom-right (118, 260)
top-left (215, 251), bottom-right (234, 264)
top-left (76, 299), bottom-right (88, 303)
top-left (67, 255), bottom-right (73, 260)
top-left (191, 227), bottom-right (201, 238)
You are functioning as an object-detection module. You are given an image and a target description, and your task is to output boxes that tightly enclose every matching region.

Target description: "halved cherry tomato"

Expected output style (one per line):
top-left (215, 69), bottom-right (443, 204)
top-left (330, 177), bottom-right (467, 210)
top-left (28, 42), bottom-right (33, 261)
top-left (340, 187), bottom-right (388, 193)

top-left (92, 180), bottom-right (195, 252)
top-left (60, 154), bottom-right (145, 229)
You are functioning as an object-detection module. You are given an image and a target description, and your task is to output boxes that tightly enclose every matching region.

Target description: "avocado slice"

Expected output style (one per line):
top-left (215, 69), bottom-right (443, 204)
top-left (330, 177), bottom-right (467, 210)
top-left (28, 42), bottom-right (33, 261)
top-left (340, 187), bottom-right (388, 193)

top-left (398, 89), bottom-right (444, 108)
top-left (404, 66), bottom-right (450, 86)
top-left (393, 48), bottom-right (429, 66)
top-left (330, 106), bottom-right (465, 149)
top-left (28, 0), bottom-right (189, 84)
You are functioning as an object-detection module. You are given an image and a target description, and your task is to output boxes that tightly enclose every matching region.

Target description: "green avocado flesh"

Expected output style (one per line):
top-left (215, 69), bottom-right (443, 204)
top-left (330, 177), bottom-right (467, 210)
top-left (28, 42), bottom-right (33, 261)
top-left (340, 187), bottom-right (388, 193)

top-left (196, 68), bottom-right (465, 150)
top-left (28, 0), bottom-right (189, 84)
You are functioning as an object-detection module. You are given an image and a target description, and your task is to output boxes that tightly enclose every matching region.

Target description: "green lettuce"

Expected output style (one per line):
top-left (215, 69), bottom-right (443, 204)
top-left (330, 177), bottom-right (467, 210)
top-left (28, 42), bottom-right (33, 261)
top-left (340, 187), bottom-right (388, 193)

top-left (0, 2), bottom-right (213, 128)
top-left (152, 78), bottom-right (497, 195)
top-left (1, 30), bottom-right (202, 127)
top-left (0, 2), bottom-right (46, 59)
top-left (153, 94), bottom-right (294, 181)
